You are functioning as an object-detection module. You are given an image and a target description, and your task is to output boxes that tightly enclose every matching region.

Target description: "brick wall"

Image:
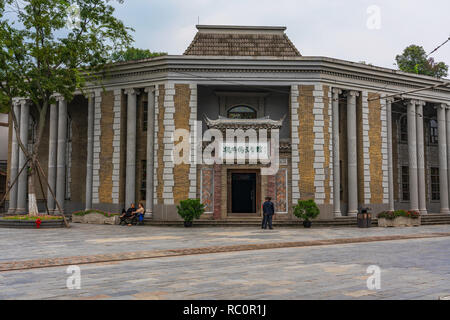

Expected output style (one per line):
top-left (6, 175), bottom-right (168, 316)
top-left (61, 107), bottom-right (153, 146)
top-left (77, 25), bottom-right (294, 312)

top-left (99, 91), bottom-right (114, 203)
top-left (173, 84), bottom-right (191, 204)
top-left (368, 92), bottom-right (384, 204)
top-left (298, 85), bottom-right (315, 200)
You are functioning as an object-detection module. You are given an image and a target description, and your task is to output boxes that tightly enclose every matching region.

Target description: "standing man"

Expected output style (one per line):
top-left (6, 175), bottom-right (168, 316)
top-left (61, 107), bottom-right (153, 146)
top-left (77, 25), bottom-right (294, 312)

top-left (261, 197), bottom-right (275, 230)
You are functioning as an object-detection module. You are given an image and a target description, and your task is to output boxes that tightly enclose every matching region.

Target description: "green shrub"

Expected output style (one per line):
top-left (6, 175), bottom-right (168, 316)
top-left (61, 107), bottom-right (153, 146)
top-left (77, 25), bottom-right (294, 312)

top-left (176, 199), bottom-right (205, 222)
top-left (293, 200), bottom-right (320, 221)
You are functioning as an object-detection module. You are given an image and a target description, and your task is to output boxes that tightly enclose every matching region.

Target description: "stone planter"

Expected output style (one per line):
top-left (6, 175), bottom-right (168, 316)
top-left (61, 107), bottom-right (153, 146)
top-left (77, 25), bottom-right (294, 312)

top-left (0, 218), bottom-right (66, 229)
top-left (378, 216), bottom-right (421, 227)
top-left (72, 213), bottom-right (119, 225)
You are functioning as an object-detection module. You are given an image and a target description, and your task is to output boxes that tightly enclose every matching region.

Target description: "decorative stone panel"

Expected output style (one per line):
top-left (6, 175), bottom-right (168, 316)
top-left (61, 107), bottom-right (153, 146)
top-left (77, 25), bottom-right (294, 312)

top-left (200, 168), bottom-right (214, 213)
top-left (380, 95), bottom-right (389, 204)
top-left (275, 168), bottom-right (288, 213)
top-left (312, 84), bottom-right (326, 204)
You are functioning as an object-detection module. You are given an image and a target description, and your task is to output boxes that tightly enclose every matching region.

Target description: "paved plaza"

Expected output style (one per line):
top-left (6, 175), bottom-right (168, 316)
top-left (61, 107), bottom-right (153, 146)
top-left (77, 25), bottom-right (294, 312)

top-left (0, 224), bottom-right (449, 300)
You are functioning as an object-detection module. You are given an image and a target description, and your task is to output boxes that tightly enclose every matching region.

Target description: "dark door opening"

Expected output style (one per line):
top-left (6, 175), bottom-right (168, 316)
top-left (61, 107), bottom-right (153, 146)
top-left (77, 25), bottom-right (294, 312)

top-left (231, 173), bottom-right (256, 213)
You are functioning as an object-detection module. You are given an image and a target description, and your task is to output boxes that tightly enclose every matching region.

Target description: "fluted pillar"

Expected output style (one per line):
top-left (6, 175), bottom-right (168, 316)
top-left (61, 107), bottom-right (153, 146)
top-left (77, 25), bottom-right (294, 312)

top-left (347, 90), bottom-right (359, 216)
top-left (8, 100), bottom-right (21, 214)
top-left (407, 100), bottom-right (419, 211)
top-left (47, 102), bottom-right (58, 212)
top-left (145, 87), bottom-right (155, 216)
top-left (416, 101), bottom-right (427, 214)
top-left (437, 104), bottom-right (450, 214)
top-left (386, 98), bottom-right (395, 211)
top-left (16, 99), bottom-right (30, 214)
top-left (125, 89), bottom-right (139, 207)
top-left (85, 93), bottom-right (95, 210)
top-left (55, 97), bottom-right (67, 213)
top-left (332, 88), bottom-right (342, 217)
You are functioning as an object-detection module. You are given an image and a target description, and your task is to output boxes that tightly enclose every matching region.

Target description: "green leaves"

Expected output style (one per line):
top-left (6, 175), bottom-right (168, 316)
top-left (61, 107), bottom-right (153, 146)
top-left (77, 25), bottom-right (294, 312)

top-left (176, 199), bottom-right (205, 222)
top-left (293, 199), bottom-right (320, 221)
top-left (110, 47), bottom-right (167, 63)
top-left (395, 45), bottom-right (448, 78)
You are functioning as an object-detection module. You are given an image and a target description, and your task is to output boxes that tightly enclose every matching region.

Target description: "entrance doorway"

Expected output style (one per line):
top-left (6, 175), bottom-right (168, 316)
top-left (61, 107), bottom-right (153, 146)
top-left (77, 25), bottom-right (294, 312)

top-left (228, 170), bottom-right (260, 215)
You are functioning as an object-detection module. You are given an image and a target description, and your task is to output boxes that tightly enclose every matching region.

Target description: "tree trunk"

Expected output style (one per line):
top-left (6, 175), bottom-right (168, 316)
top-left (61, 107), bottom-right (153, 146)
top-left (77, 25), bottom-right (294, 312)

top-left (28, 165), bottom-right (39, 217)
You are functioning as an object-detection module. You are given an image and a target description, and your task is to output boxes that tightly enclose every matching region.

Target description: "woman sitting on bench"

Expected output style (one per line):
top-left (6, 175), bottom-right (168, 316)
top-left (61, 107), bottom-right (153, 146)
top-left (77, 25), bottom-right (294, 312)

top-left (120, 203), bottom-right (137, 226)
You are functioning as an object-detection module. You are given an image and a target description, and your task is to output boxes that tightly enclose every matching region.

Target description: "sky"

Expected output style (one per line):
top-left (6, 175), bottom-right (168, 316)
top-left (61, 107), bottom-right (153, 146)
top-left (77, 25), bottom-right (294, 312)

top-left (110, 0), bottom-right (450, 71)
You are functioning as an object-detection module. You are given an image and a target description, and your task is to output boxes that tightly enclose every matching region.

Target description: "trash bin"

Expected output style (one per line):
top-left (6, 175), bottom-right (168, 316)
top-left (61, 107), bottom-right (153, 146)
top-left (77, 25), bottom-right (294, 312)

top-left (357, 207), bottom-right (372, 228)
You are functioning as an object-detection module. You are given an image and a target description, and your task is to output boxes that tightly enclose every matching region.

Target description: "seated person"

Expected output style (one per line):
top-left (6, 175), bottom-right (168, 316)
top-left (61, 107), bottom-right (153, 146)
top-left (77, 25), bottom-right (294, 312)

top-left (135, 203), bottom-right (145, 225)
top-left (120, 203), bottom-right (136, 225)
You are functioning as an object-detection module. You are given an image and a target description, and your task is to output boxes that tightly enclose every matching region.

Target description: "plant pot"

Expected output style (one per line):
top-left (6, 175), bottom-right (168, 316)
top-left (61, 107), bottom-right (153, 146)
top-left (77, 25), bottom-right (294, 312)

top-left (184, 221), bottom-right (193, 228)
top-left (303, 220), bottom-right (312, 228)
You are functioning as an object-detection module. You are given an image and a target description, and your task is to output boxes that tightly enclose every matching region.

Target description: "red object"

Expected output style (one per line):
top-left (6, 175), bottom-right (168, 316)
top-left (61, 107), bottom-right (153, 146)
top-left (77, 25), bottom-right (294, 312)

top-left (36, 219), bottom-right (42, 229)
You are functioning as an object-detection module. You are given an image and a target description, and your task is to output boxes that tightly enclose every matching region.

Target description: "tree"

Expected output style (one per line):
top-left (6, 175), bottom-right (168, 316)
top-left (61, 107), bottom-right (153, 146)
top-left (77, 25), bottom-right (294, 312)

top-left (0, 0), bottom-right (133, 221)
top-left (111, 47), bottom-right (166, 62)
top-left (395, 45), bottom-right (448, 78)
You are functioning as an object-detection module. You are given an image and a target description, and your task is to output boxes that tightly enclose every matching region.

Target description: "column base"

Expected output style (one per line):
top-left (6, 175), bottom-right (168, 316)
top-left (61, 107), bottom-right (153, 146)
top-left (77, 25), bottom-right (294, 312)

top-left (419, 209), bottom-right (428, 215)
top-left (440, 209), bottom-right (450, 215)
top-left (333, 211), bottom-right (342, 218)
top-left (347, 210), bottom-right (358, 217)
top-left (7, 209), bottom-right (16, 215)
top-left (145, 210), bottom-right (153, 219)
top-left (14, 209), bottom-right (28, 215)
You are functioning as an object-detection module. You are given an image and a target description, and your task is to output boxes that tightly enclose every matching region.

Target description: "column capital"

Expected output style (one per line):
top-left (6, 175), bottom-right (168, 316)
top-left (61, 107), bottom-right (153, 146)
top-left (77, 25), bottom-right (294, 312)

top-left (347, 90), bottom-right (360, 97)
top-left (55, 95), bottom-right (65, 102)
top-left (144, 86), bottom-right (156, 93)
top-left (19, 98), bottom-right (33, 106)
top-left (385, 96), bottom-right (395, 103)
top-left (332, 88), bottom-right (342, 95)
top-left (415, 100), bottom-right (426, 107)
top-left (12, 98), bottom-right (21, 107)
top-left (84, 91), bottom-right (95, 99)
top-left (124, 88), bottom-right (140, 96)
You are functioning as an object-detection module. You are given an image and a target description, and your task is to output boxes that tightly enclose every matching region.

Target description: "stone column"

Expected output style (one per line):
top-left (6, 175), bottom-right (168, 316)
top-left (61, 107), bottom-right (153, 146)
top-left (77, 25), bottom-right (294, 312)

top-left (437, 104), bottom-right (450, 214)
top-left (347, 90), bottom-right (359, 216)
top-left (447, 106), bottom-right (450, 207)
top-left (125, 89), bottom-right (138, 207)
top-left (407, 100), bottom-right (419, 211)
top-left (416, 101), bottom-right (427, 215)
top-left (8, 100), bottom-right (21, 213)
top-left (145, 87), bottom-right (155, 216)
top-left (16, 99), bottom-right (30, 214)
top-left (85, 93), bottom-right (95, 210)
top-left (46, 102), bottom-right (58, 212)
top-left (55, 97), bottom-right (67, 213)
top-left (332, 88), bottom-right (342, 217)
top-left (386, 98), bottom-right (395, 211)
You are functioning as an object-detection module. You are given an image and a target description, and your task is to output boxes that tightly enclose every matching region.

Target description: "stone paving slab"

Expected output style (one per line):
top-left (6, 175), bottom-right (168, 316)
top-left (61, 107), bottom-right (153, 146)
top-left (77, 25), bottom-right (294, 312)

top-left (1, 237), bottom-right (448, 300)
top-left (1, 224), bottom-right (449, 263)
top-left (0, 232), bottom-right (449, 272)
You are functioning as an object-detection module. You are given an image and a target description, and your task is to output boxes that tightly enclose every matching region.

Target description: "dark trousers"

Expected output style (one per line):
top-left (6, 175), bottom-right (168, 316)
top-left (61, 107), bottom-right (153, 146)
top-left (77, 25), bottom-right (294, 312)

top-left (262, 214), bottom-right (273, 229)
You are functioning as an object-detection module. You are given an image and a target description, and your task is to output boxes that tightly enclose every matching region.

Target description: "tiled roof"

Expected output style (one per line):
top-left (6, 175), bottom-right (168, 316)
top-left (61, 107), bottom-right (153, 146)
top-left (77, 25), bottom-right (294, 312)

top-left (184, 25), bottom-right (301, 57)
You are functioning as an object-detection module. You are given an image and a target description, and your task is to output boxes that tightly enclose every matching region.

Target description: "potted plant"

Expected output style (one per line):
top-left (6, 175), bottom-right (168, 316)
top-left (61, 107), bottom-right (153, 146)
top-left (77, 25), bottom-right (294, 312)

top-left (377, 210), bottom-right (421, 227)
top-left (176, 199), bottom-right (205, 227)
top-left (293, 199), bottom-right (320, 228)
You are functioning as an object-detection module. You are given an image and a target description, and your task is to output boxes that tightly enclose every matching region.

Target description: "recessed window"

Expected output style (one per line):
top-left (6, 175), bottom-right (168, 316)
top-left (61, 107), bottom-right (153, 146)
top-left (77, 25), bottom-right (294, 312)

top-left (402, 166), bottom-right (410, 201)
top-left (140, 160), bottom-right (147, 201)
top-left (431, 167), bottom-right (440, 201)
top-left (142, 102), bottom-right (148, 132)
top-left (400, 116), bottom-right (408, 143)
top-left (227, 106), bottom-right (257, 119)
top-left (429, 119), bottom-right (438, 144)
